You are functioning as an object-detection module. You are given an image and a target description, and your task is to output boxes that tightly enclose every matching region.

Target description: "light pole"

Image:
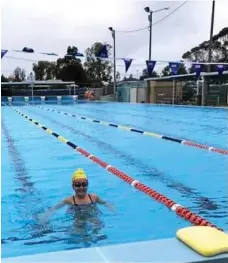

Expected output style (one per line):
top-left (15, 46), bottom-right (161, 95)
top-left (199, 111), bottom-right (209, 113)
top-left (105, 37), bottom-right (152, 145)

top-left (144, 6), bottom-right (169, 60)
top-left (108, 27), bottom-right (116, 97)
top-left (28, 72), bottom-right (35, 102)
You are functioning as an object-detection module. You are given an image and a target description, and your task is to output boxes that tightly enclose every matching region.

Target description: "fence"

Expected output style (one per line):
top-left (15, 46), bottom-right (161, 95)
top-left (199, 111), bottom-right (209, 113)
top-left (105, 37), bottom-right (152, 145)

top-left (146, 72), bottom-right (228, 107)
top-left (1, 85), bottom-right (110, 100)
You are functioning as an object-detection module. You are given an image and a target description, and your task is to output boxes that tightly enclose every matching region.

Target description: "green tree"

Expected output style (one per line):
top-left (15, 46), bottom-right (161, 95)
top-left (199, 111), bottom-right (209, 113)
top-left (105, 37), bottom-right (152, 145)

top-left (116, 71), bottom-right (121, 82)
top-left (56, 46), bottom-right (87, 83)
top-left (161, 65), bottom-right (170, 77)
top-left (1, 74), bottom-right (9, 82)
top-left (56, 57), bottom-right (87, 82)
top-left (84, 42), bottom-right (113, 84)
top-left (33, 61), bottom-right (57, 80)
top-left (32, 46), bottom-right (88, 83)
top-left (139, 68), bottom-right (159, 80)
top-left (122, 74), bottom-right (138, 81)
top-left (65, 46), bottom-right (79, 59)
top-left (12, 67), bottom-right (26, 82)
top-left (178, 64), bottom-right (188, 74)
top-left (182, 27), bottom-right (228, 72)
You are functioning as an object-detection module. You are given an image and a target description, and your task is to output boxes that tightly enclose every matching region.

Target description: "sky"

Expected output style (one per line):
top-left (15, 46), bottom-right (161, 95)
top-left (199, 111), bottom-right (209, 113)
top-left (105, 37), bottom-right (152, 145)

top-left (1, 0), bottom-right (228, 79)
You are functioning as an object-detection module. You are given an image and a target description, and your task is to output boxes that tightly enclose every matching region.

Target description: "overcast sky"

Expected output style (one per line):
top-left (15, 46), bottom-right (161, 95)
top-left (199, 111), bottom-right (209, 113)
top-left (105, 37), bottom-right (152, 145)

top-left (1, 0), bottom-right (228, 79)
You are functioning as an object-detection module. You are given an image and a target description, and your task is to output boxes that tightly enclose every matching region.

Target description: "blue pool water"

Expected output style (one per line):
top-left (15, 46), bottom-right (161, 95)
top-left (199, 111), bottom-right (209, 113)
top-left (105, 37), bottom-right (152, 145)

top-left (1, 101), bottom-right (228, 258)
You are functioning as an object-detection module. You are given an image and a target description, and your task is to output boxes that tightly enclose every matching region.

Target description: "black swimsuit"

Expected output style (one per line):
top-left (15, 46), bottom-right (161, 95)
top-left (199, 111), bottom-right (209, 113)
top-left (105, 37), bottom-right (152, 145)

top-left (70, 194), bottom-right (102, 228)
top-left (73, 194), bottom-right (94, 206)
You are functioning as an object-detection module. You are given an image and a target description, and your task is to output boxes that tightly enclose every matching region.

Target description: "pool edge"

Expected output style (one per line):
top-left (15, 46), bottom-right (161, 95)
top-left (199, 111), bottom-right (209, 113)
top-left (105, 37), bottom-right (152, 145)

top-left (2, 233), bottom-right (228, 263)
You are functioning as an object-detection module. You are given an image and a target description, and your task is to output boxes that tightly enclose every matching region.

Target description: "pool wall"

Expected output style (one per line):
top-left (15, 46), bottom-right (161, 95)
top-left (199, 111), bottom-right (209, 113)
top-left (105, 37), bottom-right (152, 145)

top-left (1, 95), bottom-right (77, 102)
top-left (2, 233), bottom-right (228, 263)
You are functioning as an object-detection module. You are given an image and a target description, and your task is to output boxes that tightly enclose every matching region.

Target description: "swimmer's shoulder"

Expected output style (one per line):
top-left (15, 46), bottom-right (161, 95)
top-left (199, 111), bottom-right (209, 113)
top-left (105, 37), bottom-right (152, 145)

top-left (89, 193), bottom-right (99, 203)
top-left (89, 193), bottom-right (105, 204)
top-left (63, 196), bottom-right (74, 205)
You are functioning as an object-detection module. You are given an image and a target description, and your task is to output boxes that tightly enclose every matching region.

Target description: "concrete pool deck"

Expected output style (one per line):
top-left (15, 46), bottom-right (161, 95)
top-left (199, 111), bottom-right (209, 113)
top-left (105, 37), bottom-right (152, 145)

top-left (3, 233), bottom-right (228, 263)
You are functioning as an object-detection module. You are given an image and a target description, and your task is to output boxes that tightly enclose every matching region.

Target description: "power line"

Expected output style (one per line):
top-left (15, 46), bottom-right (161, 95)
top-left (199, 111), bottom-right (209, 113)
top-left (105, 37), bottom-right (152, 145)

top-left (4, 56), bottom-right (40, 62)
top-left (116, 26), bottom-right (149, 33)
top-left (1, 69), bottom-right (13, 72)
top-left (115, 1), bottom-right (188, 33)
top-left (152, 1), bottom-right (188, 26)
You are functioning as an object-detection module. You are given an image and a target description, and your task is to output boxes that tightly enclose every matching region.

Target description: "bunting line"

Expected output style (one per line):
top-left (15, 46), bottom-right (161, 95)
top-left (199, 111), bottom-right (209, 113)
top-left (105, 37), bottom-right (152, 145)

top-left (2, 47), bottom-right (228, 65)
top-left (1, 47), bottom-right (228, 74)
top-left (2, 47), bottom-right (228, 78)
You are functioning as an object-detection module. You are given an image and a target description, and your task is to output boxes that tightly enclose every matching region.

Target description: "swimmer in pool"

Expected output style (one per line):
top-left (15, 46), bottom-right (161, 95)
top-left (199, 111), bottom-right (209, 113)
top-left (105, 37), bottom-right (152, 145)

top-left (41, 169), bottom-right (114, 219)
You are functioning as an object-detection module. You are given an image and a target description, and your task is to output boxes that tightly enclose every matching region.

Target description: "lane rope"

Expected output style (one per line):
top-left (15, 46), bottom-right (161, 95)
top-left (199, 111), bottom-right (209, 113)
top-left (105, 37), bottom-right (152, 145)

top-left (31, 104), bottom-right (228, 156)
top-left (10, 106), bottom-right (224, 231)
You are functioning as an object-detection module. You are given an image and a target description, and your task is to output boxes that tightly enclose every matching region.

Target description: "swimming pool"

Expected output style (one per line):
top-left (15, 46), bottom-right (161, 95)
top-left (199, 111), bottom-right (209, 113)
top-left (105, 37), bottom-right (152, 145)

top-left (1, 101), bottom-right (228, 258)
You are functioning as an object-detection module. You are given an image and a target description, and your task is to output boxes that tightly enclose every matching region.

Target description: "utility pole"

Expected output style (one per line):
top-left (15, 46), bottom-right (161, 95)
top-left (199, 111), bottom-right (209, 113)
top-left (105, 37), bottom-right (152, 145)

top-left (148, 12), bottom-right (152, 60)
top-left (108, 27), bottom-right (116, 97)
top-left (208, 0), bottom-right (215, 72)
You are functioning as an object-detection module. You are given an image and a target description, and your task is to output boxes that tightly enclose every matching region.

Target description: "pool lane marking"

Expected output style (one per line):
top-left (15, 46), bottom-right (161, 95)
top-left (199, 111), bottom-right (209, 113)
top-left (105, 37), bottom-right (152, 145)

top-left (11, 106), bottom-right (223, 231)
top-left (31, 105), bottom-right (228, 156)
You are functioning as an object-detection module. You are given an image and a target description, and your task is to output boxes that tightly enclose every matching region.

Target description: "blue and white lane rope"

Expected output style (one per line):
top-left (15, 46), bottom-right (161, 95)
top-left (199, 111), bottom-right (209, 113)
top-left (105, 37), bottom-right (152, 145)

top-left (31, 104), bottom-right (228, 155)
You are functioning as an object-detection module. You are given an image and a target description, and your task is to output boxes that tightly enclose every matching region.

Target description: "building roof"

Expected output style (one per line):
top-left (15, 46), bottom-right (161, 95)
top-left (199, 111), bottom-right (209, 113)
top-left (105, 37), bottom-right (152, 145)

top-left (1, 80), bottom-right (75, 86)
top-left (144, 70), bottom-right (228, 81)
top-left (117, 80), bottom-right (141, 85)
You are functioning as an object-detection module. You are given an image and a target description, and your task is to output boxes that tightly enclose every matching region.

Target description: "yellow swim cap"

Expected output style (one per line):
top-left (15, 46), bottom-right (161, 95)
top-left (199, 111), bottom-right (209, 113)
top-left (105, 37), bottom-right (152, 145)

top-left (72, 168), bottom-right (87, 182)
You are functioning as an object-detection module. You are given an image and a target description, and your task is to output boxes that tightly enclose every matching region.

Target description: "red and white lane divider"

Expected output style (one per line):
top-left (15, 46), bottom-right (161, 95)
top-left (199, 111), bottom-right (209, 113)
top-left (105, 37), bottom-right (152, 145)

top-left (12, 106), bottom-right (224, 232)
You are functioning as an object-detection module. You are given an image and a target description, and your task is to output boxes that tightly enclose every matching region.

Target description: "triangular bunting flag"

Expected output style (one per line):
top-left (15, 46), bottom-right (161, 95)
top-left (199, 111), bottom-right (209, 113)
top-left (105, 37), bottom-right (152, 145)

top-left (22, 47), bottom-right (34, 53)
top-left (1, 49), bottom-right (8, 59)
top-left (123, 58), bottom-right (133, 73)
top-left (216, 64), bottom-right (225, 76)
top-left (193, 64), bottom-right (203, 79)
top-left (169, 62), bottom-right (180, 75)
top-left (146, 60), bottom-right (156, 76)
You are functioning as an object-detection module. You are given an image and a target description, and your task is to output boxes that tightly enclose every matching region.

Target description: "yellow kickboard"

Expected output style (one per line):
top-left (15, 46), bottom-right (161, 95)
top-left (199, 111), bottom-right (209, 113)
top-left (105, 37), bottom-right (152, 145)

top-left (176, 226), bottom-right (228, 257)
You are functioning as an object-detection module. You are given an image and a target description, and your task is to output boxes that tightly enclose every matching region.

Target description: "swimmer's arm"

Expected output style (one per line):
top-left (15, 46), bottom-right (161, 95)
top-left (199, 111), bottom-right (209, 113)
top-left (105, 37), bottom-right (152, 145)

top-left (50, 197), bottom-right (73, 213)
top-left (47, 201), bottom-right (66, 214)
top-left (39, 198), bottom-right (71, 220)
top-left (94, 195), bottom-right (115, 212)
